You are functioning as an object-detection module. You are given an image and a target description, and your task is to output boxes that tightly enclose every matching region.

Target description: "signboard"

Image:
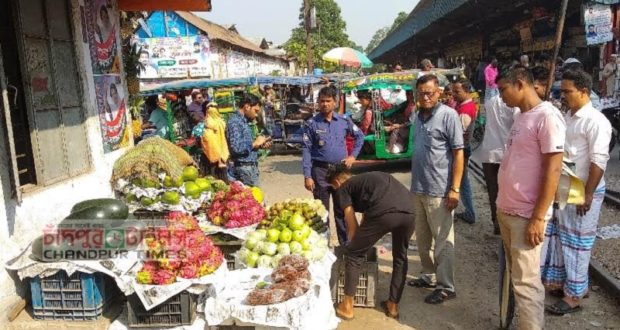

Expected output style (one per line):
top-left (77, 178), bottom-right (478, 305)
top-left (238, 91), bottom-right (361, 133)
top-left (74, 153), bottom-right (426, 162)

top-left (584, 4), bottom-right (613, 45)
top-left (137, 36), bottom-right (212, 79)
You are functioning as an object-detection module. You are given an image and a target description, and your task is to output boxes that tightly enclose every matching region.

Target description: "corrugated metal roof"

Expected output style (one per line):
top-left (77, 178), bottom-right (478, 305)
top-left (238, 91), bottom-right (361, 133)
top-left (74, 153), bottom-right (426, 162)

top-left (175, 11), bottom-right (266, 53)
top-left (368, 0), bottom-right (470, 60)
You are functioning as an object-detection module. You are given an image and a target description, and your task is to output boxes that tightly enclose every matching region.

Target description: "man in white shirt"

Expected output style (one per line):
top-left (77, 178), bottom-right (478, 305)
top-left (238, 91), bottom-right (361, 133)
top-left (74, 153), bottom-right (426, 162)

top-left (541, 69), bottom-right (612, 315)
top-left (479, 94), bottom-right (519, 234)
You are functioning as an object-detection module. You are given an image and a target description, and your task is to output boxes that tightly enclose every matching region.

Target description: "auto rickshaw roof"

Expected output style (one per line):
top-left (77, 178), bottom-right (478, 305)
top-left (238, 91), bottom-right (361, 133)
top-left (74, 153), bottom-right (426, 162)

top-left (342, 68), bottom-right (463, 92)
top-left (140, 75), bottom-right (326, 96)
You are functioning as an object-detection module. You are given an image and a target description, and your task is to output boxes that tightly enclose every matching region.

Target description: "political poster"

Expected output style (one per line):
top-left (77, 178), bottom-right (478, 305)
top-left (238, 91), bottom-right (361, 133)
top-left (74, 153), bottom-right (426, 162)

top-left (137, 35), bottom-right (212, 79)
top-left (84, 0), bottom-right (120, 74)
top-left (584, 4), bottom-right (613, 45)
top-left (94, 75), bottom-right (130, 152)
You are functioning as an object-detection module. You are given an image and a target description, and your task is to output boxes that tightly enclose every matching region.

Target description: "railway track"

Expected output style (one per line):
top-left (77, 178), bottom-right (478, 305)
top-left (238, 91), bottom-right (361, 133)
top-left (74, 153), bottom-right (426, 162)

top-left (468, 160), bottom-right (620, 301)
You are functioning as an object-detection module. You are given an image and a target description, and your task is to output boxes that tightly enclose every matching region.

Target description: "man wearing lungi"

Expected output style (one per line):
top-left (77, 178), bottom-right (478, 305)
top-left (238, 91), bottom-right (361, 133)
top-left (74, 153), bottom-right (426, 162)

top-left (541, 69), bottom-right (612, 315)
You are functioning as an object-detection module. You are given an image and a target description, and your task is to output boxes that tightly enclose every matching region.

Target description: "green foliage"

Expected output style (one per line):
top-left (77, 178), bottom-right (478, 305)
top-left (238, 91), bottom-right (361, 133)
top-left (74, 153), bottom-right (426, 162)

top-left (390, 11), bottom-right (408, 32)
top-left (366, 27), bottom-right (390, 54)
top-left (365, 11), bottom-right (408, 54)
top-left (284, 0), bottom-right (356, 69)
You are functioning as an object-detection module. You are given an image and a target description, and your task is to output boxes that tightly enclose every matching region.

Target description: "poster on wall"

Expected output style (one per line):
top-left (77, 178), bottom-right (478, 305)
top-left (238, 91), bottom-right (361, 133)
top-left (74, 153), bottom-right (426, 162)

top-left (84, 0), bottom-right (120, 74)
top-left (584, 4), bottom-right (613, 45)
top-left (83, 0), bottom-right (130, 152)
top-left (137, 35), bottom-right (212, 79)
top-left (94, 74), bottom-right (129, 152)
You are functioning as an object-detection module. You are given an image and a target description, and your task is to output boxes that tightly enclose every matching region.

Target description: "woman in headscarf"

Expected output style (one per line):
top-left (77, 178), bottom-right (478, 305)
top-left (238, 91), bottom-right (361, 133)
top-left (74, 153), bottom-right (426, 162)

top-left (201, 102), bottom-right (229, 181)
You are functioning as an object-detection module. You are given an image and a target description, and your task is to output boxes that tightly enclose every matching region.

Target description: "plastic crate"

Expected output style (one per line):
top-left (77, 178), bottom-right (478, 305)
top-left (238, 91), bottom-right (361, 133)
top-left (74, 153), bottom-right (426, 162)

top-left (127, 291), bottom-right (196, 328)
top-left (132, 209), bottom-right (169, 220)
top-left (330, 247), bottom-right (378, 307)
top-left (29, 271), bottom-right (114, 320)
top-left (210, 233), bottom-right (243, 271)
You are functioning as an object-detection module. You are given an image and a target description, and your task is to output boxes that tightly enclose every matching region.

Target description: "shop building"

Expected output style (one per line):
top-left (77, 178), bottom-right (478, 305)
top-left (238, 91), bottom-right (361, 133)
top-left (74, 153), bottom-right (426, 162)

top-left (134, 11), bottom-right (293, 86)
top-left (370, 0), bottom-right (620, 94)
top-left (0, 0), bottom-right (211, 324)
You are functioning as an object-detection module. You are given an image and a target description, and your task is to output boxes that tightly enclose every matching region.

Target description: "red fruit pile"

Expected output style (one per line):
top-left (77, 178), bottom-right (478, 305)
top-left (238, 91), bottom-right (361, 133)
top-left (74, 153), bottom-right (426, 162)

top-left (207, 182), bottom-right (266, 228)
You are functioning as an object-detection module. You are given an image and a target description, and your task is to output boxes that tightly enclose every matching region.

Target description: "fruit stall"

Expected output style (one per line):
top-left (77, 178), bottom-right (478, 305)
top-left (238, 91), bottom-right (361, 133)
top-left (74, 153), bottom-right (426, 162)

top-left (5, 137), bottom-right (354, 330)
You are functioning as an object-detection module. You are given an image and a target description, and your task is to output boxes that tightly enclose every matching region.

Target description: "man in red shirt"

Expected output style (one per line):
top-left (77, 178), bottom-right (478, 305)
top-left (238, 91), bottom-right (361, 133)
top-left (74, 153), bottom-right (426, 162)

top-left (452, 79), bottom-right (478, 224)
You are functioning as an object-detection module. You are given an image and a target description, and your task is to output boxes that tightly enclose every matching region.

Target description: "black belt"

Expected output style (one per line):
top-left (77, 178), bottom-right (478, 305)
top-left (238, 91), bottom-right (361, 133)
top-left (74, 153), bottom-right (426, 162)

top-left (312, 161), bottom-right (334, 169)
top-left (234, 161), bottom-right (258, 167)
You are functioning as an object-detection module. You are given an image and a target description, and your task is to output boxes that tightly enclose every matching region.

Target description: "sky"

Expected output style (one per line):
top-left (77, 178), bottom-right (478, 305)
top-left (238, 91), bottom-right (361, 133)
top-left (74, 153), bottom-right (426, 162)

top-left (196, 0), bottom-right (418, 50)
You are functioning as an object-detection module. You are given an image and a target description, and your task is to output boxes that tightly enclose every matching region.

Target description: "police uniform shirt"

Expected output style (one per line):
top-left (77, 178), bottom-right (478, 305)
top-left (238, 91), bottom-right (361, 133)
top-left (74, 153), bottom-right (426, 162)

top-left (301, 113), bottom-right (364, 178)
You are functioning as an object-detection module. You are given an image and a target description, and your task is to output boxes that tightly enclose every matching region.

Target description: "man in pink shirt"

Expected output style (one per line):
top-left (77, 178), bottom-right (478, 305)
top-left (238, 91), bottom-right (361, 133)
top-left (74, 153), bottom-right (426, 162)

top-left (484, 57), bottom-right (499, 103)
top-left (496, 67), bottom-right (566, 330)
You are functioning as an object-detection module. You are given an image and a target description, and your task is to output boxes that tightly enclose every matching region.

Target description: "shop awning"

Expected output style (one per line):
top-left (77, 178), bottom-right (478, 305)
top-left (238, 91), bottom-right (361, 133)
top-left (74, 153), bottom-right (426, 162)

top-left (368, 0), bottom-right (469, 60)
top-left (118, 0), bottom-right (212, 11)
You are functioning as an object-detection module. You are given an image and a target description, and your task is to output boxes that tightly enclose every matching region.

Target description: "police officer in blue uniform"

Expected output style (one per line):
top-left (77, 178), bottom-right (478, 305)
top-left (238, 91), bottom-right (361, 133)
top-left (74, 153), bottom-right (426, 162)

top-left (302, 86), bottom-right (364, 244)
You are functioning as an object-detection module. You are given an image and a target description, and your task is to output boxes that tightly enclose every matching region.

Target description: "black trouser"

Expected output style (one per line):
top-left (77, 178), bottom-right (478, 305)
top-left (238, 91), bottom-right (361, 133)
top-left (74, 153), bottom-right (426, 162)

top-left (344, 212), bottom-right (415, 303)
top-left (482, 162), bottom-right (500, 233)
top-left (311, 164), bottom-right (347, 245)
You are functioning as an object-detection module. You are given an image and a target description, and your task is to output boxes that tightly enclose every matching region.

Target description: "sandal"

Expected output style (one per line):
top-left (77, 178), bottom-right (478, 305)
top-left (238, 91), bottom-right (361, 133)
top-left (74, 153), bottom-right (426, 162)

top-left (407, 278), bottom-right (436, 288)
top-left (334, 303), bottom-right (354, 321)
top-left (548, 289), bottom-right (564, 298)
top-left (424, 289), bottom-right (456, 304)
top-left (380, 300), bottom-right (399, 320)
top-left (546, 300), bottom-right (582, 315)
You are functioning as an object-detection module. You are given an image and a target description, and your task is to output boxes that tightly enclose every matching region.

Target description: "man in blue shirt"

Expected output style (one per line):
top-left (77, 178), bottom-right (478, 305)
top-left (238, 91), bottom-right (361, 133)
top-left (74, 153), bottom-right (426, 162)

top-left (302, 86), bottom-right (364, 244)
top-left (226, 94), bottom-right (272, 187)
top-left (407, 74), bottom-right (464, 305)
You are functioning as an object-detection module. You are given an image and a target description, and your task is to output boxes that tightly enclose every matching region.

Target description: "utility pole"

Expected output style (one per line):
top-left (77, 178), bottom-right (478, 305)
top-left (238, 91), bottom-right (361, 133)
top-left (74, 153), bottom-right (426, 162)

top-left (545, 0), bottom-right (569, 99)
top-left (304, 0), bottom-right (314, 72)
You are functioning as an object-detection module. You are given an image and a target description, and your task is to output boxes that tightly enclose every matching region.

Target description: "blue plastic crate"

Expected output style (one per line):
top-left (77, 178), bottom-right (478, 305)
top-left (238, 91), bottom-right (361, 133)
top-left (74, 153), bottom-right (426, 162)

top-left (29, 271), bottom-right (113, 320)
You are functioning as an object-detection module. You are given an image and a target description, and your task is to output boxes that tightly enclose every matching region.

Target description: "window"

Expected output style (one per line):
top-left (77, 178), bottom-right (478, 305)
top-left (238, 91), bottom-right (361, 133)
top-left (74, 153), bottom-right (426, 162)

top-left (1, 0), bottom-right (91, 195)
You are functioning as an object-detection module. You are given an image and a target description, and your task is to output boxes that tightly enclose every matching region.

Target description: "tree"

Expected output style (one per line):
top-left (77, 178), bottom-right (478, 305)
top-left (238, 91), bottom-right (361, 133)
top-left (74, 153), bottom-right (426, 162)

top-left (365, 11), bottom-right (408, 54)
top-left (390, 11), bottom-right (408, 32)
top-left (284, 0), bottom-right (356, 70)
top-left (365, 27), bottom-right (390, 54)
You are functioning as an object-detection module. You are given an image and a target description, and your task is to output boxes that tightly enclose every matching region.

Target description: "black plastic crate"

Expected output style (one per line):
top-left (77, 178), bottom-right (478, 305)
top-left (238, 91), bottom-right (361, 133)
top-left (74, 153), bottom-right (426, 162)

top-left (29, 271), bottom-right (116, 320)
top-left (132, 209), bottom-right (169, 220)
top-left (127, 291), bottom-right (196, 328)
top-left (330, 247), bottom-right (378, 307)
top-left (210, 233), bottom-right (243, 271)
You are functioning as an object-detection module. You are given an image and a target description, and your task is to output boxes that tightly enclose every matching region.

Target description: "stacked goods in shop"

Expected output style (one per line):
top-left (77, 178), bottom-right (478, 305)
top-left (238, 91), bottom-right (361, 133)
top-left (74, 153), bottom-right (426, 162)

top-left (258, 198), bottom-right (328, 233)
top-left (206, 182), bottom-right (266, 228)
top-left (112, 137), bottom-right (228, 211)
top-left (246, 255), bottom-right (312, 305)
top-left (237, 212), bottom-right (329, 268)
top-left (136, 212), bottom-right (223, 284)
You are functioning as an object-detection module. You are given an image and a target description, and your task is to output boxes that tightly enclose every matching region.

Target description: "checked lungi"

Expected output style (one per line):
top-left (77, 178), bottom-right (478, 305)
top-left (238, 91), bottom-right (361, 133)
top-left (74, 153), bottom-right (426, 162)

top-left (540, 191), bottom-right (605, 299)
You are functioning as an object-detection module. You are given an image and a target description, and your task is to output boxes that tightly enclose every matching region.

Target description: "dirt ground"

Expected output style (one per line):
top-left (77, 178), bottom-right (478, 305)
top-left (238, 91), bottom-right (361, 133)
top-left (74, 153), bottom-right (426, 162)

top-left (259, 154), bottom-right (620, 330)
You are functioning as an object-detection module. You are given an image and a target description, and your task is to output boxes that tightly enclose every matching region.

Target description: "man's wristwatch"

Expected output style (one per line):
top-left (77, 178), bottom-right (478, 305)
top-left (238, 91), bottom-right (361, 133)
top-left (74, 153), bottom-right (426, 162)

top-left (451, 187), bottom-right (460, 193)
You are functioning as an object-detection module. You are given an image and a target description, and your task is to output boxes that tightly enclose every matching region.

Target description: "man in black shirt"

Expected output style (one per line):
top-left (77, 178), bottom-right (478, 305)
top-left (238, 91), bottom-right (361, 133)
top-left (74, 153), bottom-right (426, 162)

top-left (328, 166), bottom-right (415, 320)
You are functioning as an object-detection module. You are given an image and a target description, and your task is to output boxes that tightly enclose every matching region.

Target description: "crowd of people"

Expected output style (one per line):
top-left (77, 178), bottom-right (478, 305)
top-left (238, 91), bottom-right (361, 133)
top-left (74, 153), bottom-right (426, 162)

top-left (326, 58), bottom-right (612, 330)
top-left (136, 54), bottom-right (613, 329)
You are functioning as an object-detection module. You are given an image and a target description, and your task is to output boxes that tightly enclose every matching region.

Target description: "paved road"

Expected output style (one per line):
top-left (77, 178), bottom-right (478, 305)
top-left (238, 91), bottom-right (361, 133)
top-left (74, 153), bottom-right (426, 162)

top-left (260, 155), bottom-right (620, 330)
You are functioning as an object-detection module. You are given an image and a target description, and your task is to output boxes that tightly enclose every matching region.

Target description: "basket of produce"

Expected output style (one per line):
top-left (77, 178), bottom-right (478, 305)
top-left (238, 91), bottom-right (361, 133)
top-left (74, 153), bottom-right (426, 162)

top-left (236, 199), bottom-right (330, 268)
top-left (112, 137), bottom-right (228, 213)
top-left (245, 255), bottom-right (312, 305)
top-left (206, 182), bottom-right (266, 229)
top-left (135, 212), bottom-right (224, 285)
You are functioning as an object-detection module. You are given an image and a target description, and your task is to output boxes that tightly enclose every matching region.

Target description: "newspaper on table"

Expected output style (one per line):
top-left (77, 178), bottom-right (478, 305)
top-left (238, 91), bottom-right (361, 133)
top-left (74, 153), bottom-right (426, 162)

top-left (115, 177), bottom-right (212, 213)
top-left (204, 252), bottom-right (339, 330)
top-left (198, 220), bottom-right (259, 241)
top-left (5, 240), bottom-right (228, 311)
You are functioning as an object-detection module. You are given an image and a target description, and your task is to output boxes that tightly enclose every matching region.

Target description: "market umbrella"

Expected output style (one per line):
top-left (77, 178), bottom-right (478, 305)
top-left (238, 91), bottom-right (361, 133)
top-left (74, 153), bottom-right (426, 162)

top-left (322, 47), bottom-right (373, 68)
